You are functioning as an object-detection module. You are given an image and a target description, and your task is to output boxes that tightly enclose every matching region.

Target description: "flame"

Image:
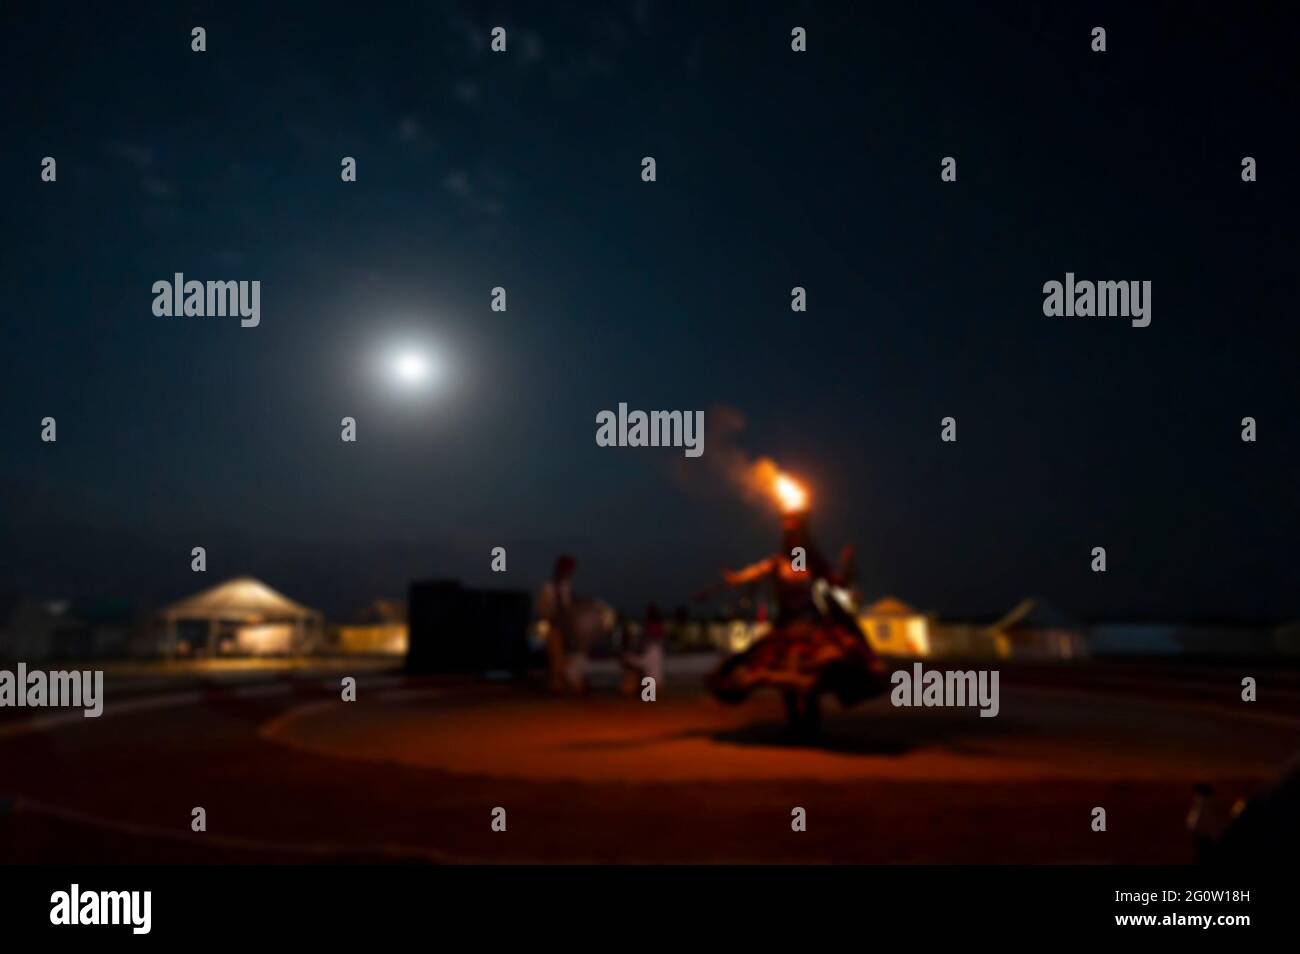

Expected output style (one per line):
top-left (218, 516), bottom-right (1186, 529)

top-left (742, 457), bottom-right (809, 513)
top-left (773, 472), bottom-right (808, 513)
top-left (705, 408), bottom-right (811, 515)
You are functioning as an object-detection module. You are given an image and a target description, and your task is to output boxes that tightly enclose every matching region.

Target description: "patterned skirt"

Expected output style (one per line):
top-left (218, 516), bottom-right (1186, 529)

top-left (707, 619), bottom-right (890, 707)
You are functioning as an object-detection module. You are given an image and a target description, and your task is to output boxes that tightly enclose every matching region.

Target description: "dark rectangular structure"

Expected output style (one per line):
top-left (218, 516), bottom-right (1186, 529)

top-left (406, 579), bottom-right (534, 674)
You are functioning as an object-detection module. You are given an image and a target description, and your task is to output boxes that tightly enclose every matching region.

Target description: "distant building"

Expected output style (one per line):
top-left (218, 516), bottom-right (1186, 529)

top-left (1091, 619), bottom-right (1286, 657)
top-left (928, 621), bottom-right (1000, 657)
top-left (333, 598), bottom-right (408, 655)
top-left (857, 596), bottom-right (931, 656)
top-left (0, 596), bottom-right (146, 661)
top-left (158, 577), bottom-right (323, 657)
top-left (1086, 622), bottom-right (1182, 655)
top-left (987, 597), bottom-right (1088, 659)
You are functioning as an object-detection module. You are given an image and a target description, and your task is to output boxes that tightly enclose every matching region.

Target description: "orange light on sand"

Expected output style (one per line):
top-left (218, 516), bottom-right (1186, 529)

top-left (773, 472), bottom-right (808, 513)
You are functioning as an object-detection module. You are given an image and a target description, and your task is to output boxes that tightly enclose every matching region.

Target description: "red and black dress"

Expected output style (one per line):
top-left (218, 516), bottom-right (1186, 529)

top-left (707, 558), bottom-right (889, 711)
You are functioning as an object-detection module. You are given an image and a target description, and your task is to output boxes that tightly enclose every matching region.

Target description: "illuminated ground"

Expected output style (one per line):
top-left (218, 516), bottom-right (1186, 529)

top-left (262, 684), bottom-right (1296, 783)
top-left (1, 660), bottom-right (1297, 863)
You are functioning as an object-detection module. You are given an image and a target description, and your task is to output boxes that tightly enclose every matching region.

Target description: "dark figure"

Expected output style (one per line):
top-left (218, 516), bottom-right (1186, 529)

top-left (706, 511), bottom-right (888, 739)
top-left (537, 554), bottom-right (577, 692)
top-left (1192, 757), bottom-right (1300, 863)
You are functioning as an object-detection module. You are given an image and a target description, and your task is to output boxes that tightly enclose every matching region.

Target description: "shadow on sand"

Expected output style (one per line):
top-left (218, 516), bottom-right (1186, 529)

top-left (697, 706), bottom-right (1015, 757)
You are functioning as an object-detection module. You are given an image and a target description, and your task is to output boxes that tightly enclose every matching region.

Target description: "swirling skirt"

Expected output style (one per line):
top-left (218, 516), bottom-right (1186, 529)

top-left (707, 619), bottom-right (890, 707)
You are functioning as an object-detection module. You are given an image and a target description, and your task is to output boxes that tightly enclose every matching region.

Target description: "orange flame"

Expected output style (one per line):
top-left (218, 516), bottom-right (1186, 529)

top-left (773, 472), bottom-right (808, 513)
top-left (740, 458), bottom-right (810, 513)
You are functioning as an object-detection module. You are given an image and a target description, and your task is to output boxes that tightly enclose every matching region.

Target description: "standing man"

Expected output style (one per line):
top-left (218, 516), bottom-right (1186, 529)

top-left (537, 555), bottom-right (577, 693)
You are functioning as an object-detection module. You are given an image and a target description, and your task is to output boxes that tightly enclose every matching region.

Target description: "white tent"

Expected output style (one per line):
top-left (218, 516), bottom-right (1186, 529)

top-left (159, 577), bottom-right (323, 656)
top-left (858, 596), bottom-right (932, 656)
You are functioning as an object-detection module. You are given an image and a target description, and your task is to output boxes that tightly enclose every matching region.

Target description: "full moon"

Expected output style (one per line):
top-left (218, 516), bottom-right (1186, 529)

top-left (380, 344), bottom-right (443, 395)
top-left (367, 332), bottom-right (451, 402)
top-left (393, 351), bottom-right (429, 384)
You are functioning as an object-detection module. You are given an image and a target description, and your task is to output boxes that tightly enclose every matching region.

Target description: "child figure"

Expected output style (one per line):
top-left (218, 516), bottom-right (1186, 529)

top-left (621, 603), bottom-right (666, 695)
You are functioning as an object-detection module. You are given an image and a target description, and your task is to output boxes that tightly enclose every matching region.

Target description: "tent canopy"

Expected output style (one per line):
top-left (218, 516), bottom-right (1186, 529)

top-left (161, 576), bottom-right (320, 623)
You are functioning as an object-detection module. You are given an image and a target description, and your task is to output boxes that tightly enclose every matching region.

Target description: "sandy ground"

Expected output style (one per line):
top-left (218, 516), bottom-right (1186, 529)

top-left (0, 660), bottom-right (1296, 863)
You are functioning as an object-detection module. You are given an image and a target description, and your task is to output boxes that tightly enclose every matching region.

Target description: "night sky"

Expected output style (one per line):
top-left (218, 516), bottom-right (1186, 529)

top-left (2, 2), bottom-right (1296, 622)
